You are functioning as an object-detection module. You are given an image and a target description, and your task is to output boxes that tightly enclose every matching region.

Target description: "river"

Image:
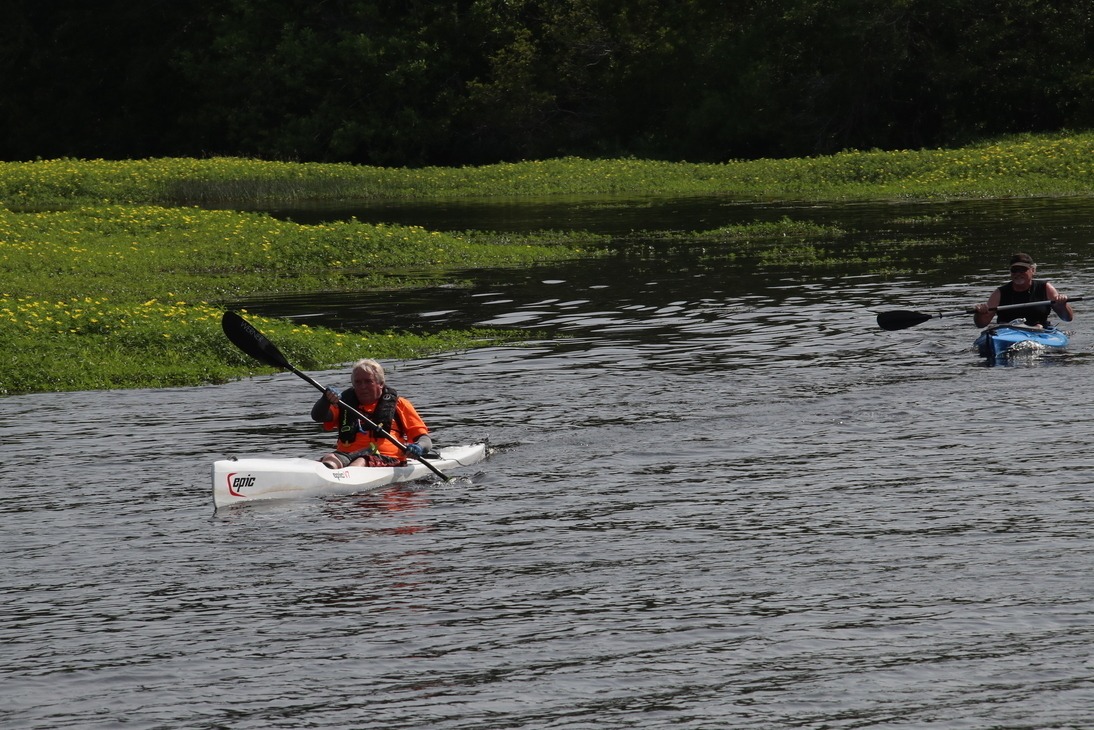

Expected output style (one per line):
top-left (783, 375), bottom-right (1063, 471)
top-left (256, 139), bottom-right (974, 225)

top-left (4, 195), bottom-right (1094, 728)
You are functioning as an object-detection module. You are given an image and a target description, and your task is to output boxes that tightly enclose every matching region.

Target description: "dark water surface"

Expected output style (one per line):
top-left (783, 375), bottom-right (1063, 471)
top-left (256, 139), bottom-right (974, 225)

top-left (6, 195), bottom-right (1094, 728)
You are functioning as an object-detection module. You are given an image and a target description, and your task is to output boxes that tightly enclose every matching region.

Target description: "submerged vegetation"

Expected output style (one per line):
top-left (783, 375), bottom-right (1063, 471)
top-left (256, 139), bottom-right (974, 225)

top-left (4, 133), bottom-right (1094, 206)
top-left (1, 131), bottom-right (1086, 394)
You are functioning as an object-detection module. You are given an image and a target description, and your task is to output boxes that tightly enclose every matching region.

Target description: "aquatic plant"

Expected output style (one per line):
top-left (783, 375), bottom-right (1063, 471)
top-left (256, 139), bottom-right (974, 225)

top-left (0, 294), bottom-right (531, 395)
top-left (0, 205), bottom-right (599, 394)
top-left (4, 132), bottom-right (1094, 206)
top-left (0, 205), bottom-right (599, 301)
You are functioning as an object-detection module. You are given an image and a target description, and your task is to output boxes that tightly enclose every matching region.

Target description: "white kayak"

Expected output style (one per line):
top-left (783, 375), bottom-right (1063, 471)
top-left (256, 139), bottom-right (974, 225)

top-left (211, 443), bottom-right (487, 509)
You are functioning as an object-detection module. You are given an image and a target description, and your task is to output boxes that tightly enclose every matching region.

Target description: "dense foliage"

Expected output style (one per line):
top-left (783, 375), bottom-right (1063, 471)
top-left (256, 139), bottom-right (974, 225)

top-left (5, 1), bottom-right (1094, 166)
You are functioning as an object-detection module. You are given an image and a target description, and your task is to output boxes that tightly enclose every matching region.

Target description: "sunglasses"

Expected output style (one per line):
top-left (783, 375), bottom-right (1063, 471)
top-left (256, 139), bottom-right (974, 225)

top-left (1010, 265), bottom-right (1032, 273)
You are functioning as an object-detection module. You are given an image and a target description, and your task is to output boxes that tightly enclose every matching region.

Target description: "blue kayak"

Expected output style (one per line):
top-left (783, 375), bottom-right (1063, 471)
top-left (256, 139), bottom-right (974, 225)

top-left (974, 323), bottom-right (1068, 359)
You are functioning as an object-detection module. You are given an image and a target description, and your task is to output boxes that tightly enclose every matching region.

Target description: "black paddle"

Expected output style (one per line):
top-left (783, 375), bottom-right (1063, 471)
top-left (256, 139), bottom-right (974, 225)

top-left (221, 310), bottom-right (450, 481)
top-left (876, 297), bottom-right (1084, 331)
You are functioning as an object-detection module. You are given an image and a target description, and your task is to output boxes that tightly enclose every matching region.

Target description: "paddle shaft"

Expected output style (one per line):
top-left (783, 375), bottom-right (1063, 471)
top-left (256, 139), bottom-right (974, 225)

top-left (222, 312), bottom-right (450, 481)
top-left (977, 298), bottom-right (1074, 316)
top-left (962, 296), bottom-right (1083, 321)
top-left (877, 295), bottom-right (1085, 331)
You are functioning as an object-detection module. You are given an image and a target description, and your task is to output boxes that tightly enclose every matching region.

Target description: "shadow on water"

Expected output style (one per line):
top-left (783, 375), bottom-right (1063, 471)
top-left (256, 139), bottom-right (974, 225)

top-left (214, 193), bottom-right (800, 234)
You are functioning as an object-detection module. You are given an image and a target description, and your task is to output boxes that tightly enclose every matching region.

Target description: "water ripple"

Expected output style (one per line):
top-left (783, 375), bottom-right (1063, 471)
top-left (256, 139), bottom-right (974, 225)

top-left (7, 198), bottom-right (1094, 728)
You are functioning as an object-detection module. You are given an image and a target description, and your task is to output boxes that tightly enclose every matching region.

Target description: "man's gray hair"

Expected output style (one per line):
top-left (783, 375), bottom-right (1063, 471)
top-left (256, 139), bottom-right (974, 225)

top-left (351, 358), bottom-right (385, 384)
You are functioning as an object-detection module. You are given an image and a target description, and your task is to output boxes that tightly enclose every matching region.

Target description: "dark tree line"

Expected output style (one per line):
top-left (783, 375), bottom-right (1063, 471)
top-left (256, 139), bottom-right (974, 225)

top-left (4, 0), bottom-right (1094, 166)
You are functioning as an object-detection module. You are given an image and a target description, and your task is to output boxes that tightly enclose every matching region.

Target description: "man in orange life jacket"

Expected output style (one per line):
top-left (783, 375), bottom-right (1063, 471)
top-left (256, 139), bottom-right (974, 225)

top-left (973, 253), bottom-right (1073, 328)
top-left (311, 358), bottom-right (432, 468)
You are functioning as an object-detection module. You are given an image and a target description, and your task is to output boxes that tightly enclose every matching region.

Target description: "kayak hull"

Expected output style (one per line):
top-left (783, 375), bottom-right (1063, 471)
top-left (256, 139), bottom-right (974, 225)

top-left (974, 324), bottom-right (1068, 359)
top-left (211, 443), bottom-right (487, 509)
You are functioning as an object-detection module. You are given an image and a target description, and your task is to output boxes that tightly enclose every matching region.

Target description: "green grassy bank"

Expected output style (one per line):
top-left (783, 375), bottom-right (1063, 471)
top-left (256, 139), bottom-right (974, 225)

top-left (4, 132), bottom-right (1094, 206)
top-left (0, 204), bottom-right (616, 394)
top-left (0, 202), bottom-right (836, 394)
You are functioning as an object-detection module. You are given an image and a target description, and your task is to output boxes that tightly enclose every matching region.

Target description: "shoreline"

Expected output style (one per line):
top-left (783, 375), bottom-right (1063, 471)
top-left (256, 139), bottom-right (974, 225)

top-left (3, 132), bottom-right (1091, 394)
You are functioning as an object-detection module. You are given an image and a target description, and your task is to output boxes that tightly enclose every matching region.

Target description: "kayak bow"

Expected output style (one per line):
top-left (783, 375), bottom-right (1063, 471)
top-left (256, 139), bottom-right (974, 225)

top-left (974, 323), bottom-right (1068, 359)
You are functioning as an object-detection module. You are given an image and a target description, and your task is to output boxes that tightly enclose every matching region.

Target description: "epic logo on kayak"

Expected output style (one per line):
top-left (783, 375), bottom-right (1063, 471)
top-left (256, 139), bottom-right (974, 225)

top-left (226, 473), bottom-right (256, 494)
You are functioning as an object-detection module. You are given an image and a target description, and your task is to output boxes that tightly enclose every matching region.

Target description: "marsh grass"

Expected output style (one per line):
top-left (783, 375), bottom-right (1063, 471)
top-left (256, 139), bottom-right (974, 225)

top-left (0, 298), bottom-right (519, 393)
top-left (6, 131), bottom-right (1067, 394)
top-left (0, 205), bottom-right (604, 394)
top-left (4, 132), bottom-right (1094, 206)
top-left (0, 204), bottom-right (843, 393)
top-left (1, 205), bottom-right (602, 302)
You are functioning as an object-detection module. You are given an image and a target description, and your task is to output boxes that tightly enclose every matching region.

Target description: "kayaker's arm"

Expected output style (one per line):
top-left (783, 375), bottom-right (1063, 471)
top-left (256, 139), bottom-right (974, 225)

top-left (404, 434), bottom-right (434, 457)
top-left (310, 389), bottom-right (338, 422)
top-left (973, 290), bottom-right (1002, 328)
top-left (1047, 284), bottom-right (1074, 321)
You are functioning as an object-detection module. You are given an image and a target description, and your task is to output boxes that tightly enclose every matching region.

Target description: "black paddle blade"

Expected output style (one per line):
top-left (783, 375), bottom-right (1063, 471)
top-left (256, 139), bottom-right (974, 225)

top-left (222, 311), bottom-right (292, 369)
top-left (876, 310), bottom-right (934, 331)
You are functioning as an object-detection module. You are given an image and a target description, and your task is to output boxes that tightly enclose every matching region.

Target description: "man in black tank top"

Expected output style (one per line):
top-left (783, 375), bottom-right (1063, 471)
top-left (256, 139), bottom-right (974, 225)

top-left (973, 253), bottom-right (1074, 328)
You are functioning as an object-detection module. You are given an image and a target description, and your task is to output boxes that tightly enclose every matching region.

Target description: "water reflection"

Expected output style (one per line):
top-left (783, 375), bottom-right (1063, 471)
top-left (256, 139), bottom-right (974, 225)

top-left (226, 196), bottom-right (1094, 344)
top-left (212, 191), bottom-right (1094, 239)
